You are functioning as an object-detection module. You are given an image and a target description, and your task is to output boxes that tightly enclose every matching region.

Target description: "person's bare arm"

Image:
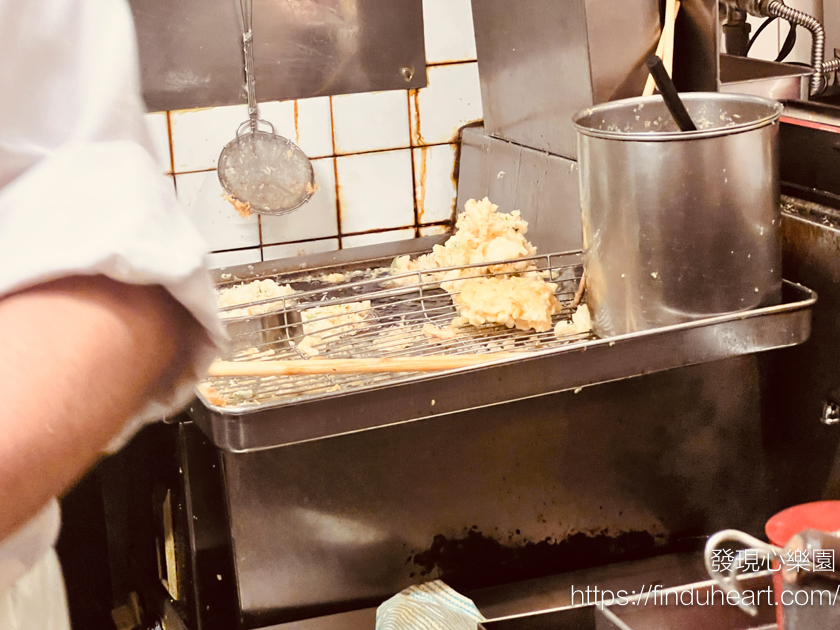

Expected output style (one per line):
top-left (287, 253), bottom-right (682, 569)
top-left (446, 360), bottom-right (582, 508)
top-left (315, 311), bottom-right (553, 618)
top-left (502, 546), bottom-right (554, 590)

top-left (0, 274), bottom-right (205, 542)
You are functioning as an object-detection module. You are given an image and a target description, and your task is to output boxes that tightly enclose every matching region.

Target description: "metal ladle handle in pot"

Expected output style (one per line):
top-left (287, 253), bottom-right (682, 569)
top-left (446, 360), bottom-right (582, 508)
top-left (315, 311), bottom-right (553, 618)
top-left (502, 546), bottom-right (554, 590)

top-left (645, 55), bottom-right (697, 132)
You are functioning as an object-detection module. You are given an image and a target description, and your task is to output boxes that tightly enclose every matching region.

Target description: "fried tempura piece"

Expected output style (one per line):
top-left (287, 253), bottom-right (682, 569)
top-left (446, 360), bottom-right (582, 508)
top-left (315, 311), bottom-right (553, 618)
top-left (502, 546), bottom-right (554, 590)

top-left (453, 276), bottom-right (562, 333)
top-left (553, 305), bottom-right (592, 338)
top-left (390, 198), bottom-right (537, 287)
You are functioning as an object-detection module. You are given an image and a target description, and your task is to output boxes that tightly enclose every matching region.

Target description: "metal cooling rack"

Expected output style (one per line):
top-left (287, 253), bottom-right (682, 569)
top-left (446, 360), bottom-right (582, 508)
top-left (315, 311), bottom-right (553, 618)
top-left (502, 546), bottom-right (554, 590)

top-left (205, 250), bottom-right (588, 408)
top-left (190, 241), bottom-right (815, 452)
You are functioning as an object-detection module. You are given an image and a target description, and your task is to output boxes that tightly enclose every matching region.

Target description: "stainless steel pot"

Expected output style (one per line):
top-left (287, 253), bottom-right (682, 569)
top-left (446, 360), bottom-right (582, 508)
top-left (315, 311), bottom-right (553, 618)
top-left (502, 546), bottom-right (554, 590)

top-left (573, 92), bottom-right (784, 337)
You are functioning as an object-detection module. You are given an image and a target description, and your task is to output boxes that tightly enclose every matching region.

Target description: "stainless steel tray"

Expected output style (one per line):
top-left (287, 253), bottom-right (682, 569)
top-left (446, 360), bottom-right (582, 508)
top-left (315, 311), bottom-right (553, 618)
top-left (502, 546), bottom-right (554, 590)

top-left (190, 240), bottom-right (816, 452)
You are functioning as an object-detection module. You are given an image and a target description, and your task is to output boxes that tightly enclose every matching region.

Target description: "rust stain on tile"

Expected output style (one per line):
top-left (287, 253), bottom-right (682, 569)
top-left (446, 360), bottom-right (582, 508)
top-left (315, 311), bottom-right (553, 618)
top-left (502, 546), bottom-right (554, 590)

top-left (416, 146), bottom-right (429, 223)
top-left (428, 60), bottom-right (478, 67)
top-left (328, 96), bottom-right (338, 155)
top-left (450, 141), bottom-right (462, 222)
top-left (333, 158), bottom-right (344, 246)
top-left (293, 101), bottom-right (301, 145)
top-left (170, 106), bottom-right (216, 115)
top-left (165, 111), bottom-right (175, 174)
top-left (409, 89), bottom-right (424, 146)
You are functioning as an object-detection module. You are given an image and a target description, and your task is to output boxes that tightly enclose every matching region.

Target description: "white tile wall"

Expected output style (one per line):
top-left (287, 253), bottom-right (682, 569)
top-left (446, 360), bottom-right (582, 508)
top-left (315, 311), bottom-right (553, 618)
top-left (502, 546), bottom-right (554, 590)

top-left (337, 150), bottom-right (416, 233)
top-left (260, 97), bottom-right (334, 159)
top-left (413, 144), bottom-right (458, 224)
top-left (342, 229), bottom-right (415, 249)
top-left (263, 238), bottom-right (339, 260)
top-left (332, 91), bottom-right (411, 155)
top-left (261, 157), bottom-right (338, 245)
top-left (175, 170), bottom-right (261, 251)
top-left (156, 7), bottom-right (484, 260)
top-left (422, 0), bottom-right (478, 64)
top-left (170, 104), bottom-right (248, 172)
top-left (410, 62), bottom-right (483, 146)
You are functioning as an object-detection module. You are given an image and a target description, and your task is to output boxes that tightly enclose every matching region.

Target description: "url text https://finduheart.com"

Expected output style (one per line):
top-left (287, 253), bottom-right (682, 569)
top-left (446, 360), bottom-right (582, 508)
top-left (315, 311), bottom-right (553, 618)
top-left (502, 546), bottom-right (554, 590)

top-left (570, 584), bottom-right (840, 608)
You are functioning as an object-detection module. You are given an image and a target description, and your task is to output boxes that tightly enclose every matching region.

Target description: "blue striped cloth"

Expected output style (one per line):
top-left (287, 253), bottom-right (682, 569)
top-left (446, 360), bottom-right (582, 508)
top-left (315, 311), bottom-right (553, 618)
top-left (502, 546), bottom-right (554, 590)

top-left (376, 580), bottom-right (485, 630)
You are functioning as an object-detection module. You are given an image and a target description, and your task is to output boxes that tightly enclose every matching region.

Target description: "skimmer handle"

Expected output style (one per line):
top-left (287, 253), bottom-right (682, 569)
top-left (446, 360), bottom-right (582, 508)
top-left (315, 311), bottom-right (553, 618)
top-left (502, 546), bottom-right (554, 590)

top-left (239, 0), bottom-right (258, 132)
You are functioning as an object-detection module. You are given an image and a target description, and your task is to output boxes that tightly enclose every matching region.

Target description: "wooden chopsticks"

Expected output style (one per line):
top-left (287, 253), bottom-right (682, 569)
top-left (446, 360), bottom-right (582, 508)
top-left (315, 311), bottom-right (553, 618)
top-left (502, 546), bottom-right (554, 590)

top-left (208, 354), bottom-right (525, 377)
top-left (643, 0), bottom-right (681, 97)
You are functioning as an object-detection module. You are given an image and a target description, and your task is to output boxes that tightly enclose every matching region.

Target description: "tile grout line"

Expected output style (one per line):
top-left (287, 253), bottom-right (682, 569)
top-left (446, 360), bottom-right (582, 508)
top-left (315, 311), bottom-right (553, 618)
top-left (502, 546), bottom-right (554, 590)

top-left (257, 215), bottom-right (265, 262)
top-left (262, 236), bottom-right (339, 249)
top-left (426, 59), bottom-right (478, 68)
top-left (165, 111), bottom-right (176, 175)
top-left (213, 221), bottom-right (453, 255)
top-left (210, 244), bottom-right (264, 254)
top-left (328, 96), bottom-right (343, 250)
top-left (332, 143), bottom-right (439, 158)
top-left (407, 91), bottom-right (420, 238)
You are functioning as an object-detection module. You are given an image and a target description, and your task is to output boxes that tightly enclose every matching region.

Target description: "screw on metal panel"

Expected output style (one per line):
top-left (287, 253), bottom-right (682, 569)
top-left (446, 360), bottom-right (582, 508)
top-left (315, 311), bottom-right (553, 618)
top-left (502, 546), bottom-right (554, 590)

top-left (822, 400), bottom-right (840, 425)
top-left (401, 67), bottom-right (415, 82)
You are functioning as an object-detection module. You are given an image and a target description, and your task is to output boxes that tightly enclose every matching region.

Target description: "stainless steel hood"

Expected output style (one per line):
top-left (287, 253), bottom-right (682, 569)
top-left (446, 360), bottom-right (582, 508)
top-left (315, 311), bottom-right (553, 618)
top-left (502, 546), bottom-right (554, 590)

top-left (128, 0), bottom-right (427, 111)
top-left (469, 0), bottom-right (718, 160)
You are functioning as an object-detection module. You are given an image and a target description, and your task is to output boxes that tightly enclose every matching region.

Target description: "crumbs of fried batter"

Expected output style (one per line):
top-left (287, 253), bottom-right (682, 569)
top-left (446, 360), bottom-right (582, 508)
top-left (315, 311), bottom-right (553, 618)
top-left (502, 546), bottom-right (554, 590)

top-left (423, 323), bottom-right (457, 340)
top-left (222, 193), bottom-right (253, 218)
top-left (199, 384), bottom-right (228, 407)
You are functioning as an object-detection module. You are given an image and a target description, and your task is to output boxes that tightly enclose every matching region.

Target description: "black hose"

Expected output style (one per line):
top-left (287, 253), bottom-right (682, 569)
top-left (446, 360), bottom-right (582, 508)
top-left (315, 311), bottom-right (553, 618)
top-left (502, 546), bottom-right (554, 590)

top-left (775, 20), bottom-right (796, 62)
top-left (746, 16), bottom-right (777, 56)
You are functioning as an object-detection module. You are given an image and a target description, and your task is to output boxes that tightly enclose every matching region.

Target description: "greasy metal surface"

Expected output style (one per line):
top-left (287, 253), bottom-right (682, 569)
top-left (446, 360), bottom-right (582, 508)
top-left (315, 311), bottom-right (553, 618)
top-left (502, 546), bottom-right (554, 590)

top-left (582, 1), bottom-right (661, 106)
top-left (178, 422), bottom-right (240, 630)
top-left (471, 553), bottom-right (709, 622)
top-left (720, 55), bottom-right (811, 100)
top-left (470, 0), bottom-right (660, 159)
top-left (456, 127), bottom-right (583, 255)
top-left (221, 355), bottom-right (783, 621)
top-left (781, 99), bottom-right (840, 129)
top-left (480, 573), bottom-right (776, 630)
top-left (257, 553), bottom-right (712, 629)
top-left (575, 93), bottom-right (783, 336)
top-left (782, 195), bottom-right (840, 230)
top-left (760, 205), bottom-right (840, 508)
top-left (779, 106), bottom-right (840, 206)
top-left (606, 574), bottom-right (776, 629)
top-left (128, 0), bottom-right (426, 112)
top-left (780, 573), bottom-right (840, 629)
top-left (192, 263), bottom-right (813, 451)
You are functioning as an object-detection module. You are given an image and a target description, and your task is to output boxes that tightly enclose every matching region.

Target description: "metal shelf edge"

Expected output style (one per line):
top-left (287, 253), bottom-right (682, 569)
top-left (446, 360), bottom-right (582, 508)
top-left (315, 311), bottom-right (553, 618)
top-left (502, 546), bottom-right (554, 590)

top-left (189, 281), bottom-right (816, 452)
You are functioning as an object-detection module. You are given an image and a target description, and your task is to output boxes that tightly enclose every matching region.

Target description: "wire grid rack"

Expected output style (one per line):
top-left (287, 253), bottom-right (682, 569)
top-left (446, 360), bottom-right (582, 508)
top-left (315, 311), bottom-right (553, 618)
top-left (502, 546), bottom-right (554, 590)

top-left (201, 250), bottom-right (590, 409)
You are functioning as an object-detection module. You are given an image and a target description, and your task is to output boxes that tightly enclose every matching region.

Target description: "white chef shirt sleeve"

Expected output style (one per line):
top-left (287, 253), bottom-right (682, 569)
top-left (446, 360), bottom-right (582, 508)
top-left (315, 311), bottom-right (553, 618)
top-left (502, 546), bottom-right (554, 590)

top-left (0, 0), bottom-right (230, 597)
top-left (0, 0), bottom-right (227, 443)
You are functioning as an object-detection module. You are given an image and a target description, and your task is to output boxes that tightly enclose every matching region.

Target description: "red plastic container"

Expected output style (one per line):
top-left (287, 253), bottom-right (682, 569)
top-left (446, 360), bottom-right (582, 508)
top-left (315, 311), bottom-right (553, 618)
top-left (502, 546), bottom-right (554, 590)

top-left (765, 501), bottom-right (840, 629)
